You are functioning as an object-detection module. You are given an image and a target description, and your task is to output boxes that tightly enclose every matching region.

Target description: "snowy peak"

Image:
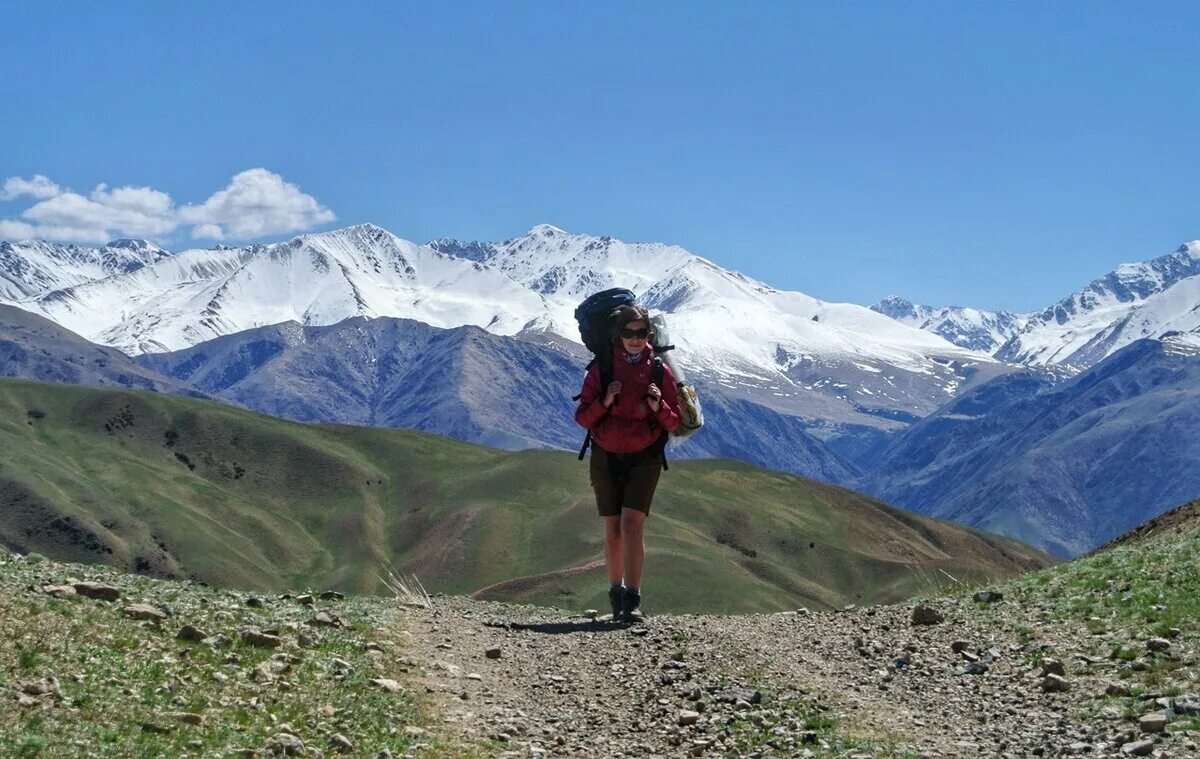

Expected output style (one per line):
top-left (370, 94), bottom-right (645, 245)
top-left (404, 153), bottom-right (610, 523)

top-left (0, 238), bottom-right (175, 300)
top-left (871, 296), bottom-right (1026, 353)
top-left (432, 225), bottom-right (695, 298)
top-left (997, 240), bottom-right (1200, 367)
top-left (871, 296), bottom-right (933, 327)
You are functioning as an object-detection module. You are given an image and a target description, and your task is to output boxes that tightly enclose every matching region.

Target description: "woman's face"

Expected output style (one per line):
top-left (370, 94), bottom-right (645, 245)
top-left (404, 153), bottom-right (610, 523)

top-left (620, 319), bottom-right (650, 354)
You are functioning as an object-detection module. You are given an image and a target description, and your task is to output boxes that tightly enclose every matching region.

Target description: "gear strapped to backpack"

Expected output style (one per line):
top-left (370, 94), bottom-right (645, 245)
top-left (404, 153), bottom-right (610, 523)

top-left (572, 289), bottom-right (704, 471)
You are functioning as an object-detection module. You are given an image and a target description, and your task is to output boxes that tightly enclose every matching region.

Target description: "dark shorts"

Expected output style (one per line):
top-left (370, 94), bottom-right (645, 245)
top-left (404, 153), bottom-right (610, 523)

top-left (589, 445), bottom-right (663, 517)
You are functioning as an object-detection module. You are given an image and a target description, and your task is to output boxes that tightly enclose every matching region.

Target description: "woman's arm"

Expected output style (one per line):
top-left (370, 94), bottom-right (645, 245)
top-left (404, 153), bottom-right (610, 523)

top-left (653, 362), bottom-right (682, 432)
top-left (575, 364), bottom-right (609, 429)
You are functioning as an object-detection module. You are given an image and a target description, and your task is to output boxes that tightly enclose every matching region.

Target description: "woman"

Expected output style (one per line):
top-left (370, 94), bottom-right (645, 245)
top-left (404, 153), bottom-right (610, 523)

top-left (575, 304), bottom-right (681, 622)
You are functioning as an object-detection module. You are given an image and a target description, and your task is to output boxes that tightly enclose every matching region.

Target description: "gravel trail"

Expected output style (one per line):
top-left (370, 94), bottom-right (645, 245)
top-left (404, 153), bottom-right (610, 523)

top-left (407, 595), bottom-right (1198, 758)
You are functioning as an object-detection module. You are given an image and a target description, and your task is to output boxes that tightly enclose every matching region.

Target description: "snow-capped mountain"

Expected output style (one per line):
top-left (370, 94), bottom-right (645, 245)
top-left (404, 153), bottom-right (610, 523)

top-left (18, 225), bottom-right (550, 354)
top-left (995, 241), bottom-right (1200, 367)
top-left (870, 296), bottom-right (1028, 354)
top-left (1, 223), bottom-right (1000, 461)
top-left (0, 238), bottom-right (171, 300)
top-left (431, 226), bottom-right (1005, 441)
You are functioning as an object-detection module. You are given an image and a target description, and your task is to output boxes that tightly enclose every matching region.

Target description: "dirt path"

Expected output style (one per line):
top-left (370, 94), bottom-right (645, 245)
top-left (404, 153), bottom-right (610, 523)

top-left (403, 595), bottom-right (1198, 758)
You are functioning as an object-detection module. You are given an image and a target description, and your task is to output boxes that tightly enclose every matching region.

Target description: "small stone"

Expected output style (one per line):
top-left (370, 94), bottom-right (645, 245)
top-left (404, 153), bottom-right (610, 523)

top-left (20, 677), bottom-right (60, 696)
top-left (1041, 673), bottom-right (1070, 692)
top-left (960, 661), bottom-right (989, 675)
top-left (678, 710), bottom-right (701, 726)
top-left (41, 584), bottom-right (77, 599)
top-left (370, 678), bottom-right (403, 693)
top-left (404, 726), bottom-right (427, 737)
top-left (296, 594), bottom-right (315, 606)
top-left (466, 672), bottom-right (482, 681)
top-left (74, 582), bottom-right (121, 601)
top-left (253, 663), bottom-right (275, 683)
top-left (241, 629), bottom-right (283, 648)
top-left (245, 596), bottom-right (265, 608)
top-left (308, 611), bottom-right (342, 628)
top-left (1138, 713), bottom-right (1167, 733)
top-left (123, 603), bottom-right (168, 622)
top-left (1105, 682), bottom-right (1131, 697)
top-left (265, 731), bottom-right (305, 756)
top-left (950, 640), bottom-right (970, 653)
top-left (177, 625), bottom-right (208, 642)
top-left (330, 733), bottom-right (354, 753)
top-left (1146, 638), bottom-right (1171, 653)
top-left (1121, 740), bottom-right (1154, 756)
top-left (911, 604), bottom-right (944, 625)
top-left (679, 683), bottom-right (702, 701)
top-left (320, 590), bottom-right (344, 600)
top-left (1040, 658), bottom-right (1066, 676)
top-left (715, 688), bottom-right (762, 705)
top-left (1174, 694), bottom-right (1200, 715)
top-left (582, 609), bottom-right (599, 620)
top-left (485, 647), bottom-right (502, 659)
top-left (973, 590), bottom-right (1003, 603)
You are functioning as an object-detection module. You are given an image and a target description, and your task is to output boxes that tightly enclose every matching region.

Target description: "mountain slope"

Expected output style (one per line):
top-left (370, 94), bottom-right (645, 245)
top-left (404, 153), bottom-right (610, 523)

top-left (996, 241), bottom-right (1200, 367)
top-left (0, 378), bottom-right (1051, 613)
top-left (0, 238), bottom-right (171, 301)
top-left (871, 295), bottom-right (1028, 353)
top-left (137, 315), bottom-right (861, 482)
top-left (861, 334), bottom-right (1200, 556)
top-left (2, 225), bottom-right (1002, 462)
top-left (0, 304), bottom-right (203, 396)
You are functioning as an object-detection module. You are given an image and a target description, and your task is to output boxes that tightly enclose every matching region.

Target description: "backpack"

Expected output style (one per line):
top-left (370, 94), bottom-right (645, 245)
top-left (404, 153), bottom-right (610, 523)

top-left (572, 288), bottom-right (636, 461)
top-left (572, 290), bottom-right (704, 468)
top-left (649, 313), bottom-right (704, 440)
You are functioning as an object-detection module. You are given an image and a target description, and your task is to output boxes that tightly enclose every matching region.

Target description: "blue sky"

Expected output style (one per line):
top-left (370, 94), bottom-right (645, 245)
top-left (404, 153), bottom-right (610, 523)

top-left (2, 2), bottom-right (1197, 312)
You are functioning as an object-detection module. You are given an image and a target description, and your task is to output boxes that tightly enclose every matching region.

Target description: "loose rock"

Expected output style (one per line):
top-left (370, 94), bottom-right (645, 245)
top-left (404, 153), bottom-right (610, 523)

top-left (911, 604), bottom-right (944, 625)
top-left (74, 582), bottom-right (121, 601)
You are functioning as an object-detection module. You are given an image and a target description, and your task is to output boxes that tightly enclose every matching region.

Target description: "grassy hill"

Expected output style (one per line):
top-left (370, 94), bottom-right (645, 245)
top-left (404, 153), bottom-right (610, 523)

top-left (0, 378), bottom-right (1052, 614)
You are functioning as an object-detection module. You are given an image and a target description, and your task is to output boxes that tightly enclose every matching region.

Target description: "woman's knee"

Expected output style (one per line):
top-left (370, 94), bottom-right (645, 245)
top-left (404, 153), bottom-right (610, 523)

top-left (603, 516), bottom-right (622, 541)
top-left (620, 508), bottom-right (646, 535)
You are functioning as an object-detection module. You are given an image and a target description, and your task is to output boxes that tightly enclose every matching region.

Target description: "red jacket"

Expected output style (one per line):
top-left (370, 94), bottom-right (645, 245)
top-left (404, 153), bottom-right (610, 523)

top-left (575, 345), bottom-right (681, 454)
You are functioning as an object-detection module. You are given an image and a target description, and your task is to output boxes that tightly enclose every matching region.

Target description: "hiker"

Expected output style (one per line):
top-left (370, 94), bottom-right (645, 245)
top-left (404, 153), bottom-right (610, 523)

top-left (575, 304), bottom-right (681, 622)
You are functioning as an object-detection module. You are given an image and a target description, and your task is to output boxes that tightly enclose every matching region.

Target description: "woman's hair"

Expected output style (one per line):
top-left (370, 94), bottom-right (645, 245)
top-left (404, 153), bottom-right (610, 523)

top-left (610, 304), bottom-right (654, 347)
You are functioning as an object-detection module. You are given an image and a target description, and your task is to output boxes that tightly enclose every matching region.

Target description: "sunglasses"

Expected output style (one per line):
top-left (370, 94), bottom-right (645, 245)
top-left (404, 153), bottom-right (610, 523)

top-left (619, 327), bottom-right (650, 339)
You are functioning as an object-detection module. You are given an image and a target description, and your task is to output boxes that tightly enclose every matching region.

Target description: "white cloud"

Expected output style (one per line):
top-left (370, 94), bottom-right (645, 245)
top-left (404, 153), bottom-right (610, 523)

top-left (0, 175), bottom-right (62, 201)
top-left (180, 169), bottom-right (336, 240)
top-left (191, 223), bottom-right (225, 240)
top-left (20, 187), bottom-right (179, 241)
top-left (0, 220), bottom-right (36, 238)
top-left (0, 169), bottom-right (335, 244)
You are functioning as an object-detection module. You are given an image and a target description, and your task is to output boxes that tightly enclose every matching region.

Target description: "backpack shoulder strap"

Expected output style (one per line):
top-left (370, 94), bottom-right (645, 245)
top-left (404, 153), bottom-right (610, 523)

top-left (651, 356), bottom-right (669, 471)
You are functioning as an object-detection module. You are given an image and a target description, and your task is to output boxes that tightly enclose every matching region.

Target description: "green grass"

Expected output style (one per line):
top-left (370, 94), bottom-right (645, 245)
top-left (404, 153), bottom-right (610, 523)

top-left (716, 690), bottom-right (919, 757)
top-left (0, 553), bottom-right (455, 758)
top-left (1003, 518), bottom-right (1200, 638)
top-left (0, 377), bottom-right (1052, 613)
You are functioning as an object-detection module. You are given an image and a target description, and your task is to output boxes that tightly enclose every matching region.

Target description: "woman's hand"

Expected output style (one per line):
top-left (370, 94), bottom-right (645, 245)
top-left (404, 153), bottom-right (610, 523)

top-left (646, 382), bottom-right (662, 412)
top-left (603, 381), bottom-right (622, 408)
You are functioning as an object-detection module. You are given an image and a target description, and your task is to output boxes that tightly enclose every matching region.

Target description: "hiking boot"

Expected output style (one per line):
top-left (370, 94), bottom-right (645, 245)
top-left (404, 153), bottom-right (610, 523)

top-left (608, 585), bottom-right (624, 621)
top-left (620, 588), bottom-right (643, 623)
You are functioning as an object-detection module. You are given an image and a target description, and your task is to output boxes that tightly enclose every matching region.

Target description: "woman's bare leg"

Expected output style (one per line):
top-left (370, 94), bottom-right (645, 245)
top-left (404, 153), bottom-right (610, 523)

top-left (620, 508), bottom-right (646, 589)
top-left (603, 515), bottom-right (622, 584)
